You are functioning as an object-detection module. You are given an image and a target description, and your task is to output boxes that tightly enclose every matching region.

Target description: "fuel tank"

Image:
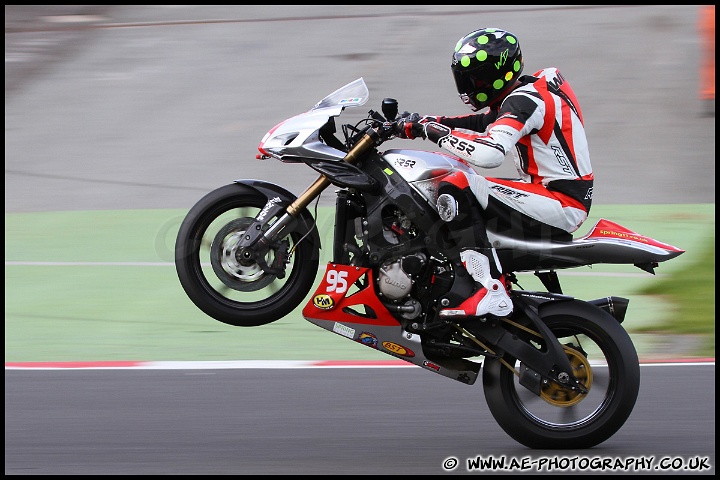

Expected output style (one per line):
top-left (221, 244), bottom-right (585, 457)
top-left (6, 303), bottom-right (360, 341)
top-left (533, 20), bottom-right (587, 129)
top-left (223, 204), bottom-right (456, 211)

top-left (382, 149), bottom-right (476, 205)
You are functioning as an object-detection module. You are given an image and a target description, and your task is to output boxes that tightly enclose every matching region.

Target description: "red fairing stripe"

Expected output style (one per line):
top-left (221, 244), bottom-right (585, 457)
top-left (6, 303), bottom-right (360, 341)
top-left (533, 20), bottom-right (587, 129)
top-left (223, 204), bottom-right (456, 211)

top-left (257, 122), bottom-right (282, 156)
top-left (581, 219), bottom-right (685, 252)
top-left (439, 170), bottom-right (470, 190)
top-left (257, 116), bottom-right (298, 156)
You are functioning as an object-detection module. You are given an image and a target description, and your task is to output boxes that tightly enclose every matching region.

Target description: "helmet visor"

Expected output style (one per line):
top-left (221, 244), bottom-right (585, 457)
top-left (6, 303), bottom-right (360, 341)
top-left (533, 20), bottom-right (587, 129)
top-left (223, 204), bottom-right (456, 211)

top-left (453, 70), bottom-right (493, 110)
top-left (454, 70), bottom-right (493, 95)
top-left (453, 70), bottom-right (474, 96)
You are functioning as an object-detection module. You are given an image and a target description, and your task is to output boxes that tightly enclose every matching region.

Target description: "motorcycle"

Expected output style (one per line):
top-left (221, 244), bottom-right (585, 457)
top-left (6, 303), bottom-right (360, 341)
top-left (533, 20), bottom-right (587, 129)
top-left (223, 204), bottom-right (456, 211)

top-left (174, 78), bottom-right (684, 449)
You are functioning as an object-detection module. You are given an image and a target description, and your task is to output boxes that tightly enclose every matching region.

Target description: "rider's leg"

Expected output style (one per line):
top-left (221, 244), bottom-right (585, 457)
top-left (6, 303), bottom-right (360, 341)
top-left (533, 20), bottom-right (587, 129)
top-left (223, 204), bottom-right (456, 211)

top-left (435, 172), bottom-right (512, 318)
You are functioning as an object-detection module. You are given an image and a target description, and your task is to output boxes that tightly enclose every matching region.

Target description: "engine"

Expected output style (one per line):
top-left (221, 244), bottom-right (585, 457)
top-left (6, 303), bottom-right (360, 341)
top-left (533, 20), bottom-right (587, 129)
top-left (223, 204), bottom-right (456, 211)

top-left (377, 253), bottom-right (426, 320)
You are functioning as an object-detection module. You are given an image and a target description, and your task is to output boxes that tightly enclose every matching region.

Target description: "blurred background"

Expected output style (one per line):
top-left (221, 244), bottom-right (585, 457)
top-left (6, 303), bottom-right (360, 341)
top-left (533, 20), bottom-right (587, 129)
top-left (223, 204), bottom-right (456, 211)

top-left (5, 5), bottom-right (715, 211)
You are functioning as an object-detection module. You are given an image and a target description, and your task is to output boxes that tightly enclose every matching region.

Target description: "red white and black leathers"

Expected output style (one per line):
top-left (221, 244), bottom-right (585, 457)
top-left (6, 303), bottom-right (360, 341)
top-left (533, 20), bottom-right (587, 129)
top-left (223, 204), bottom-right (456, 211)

top-left (424, 67), bottom-right (593, 240)
top-left (403, 65), bottom-right (593, 318)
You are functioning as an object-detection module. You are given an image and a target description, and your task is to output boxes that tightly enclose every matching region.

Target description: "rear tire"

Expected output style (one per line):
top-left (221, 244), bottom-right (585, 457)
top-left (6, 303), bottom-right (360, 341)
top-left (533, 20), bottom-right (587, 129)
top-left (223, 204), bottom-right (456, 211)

top-left (482, 304), bottom-right (640, 449)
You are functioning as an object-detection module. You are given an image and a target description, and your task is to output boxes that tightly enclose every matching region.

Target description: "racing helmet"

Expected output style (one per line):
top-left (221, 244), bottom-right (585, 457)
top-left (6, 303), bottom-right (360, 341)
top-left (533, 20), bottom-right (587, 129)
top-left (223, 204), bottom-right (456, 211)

top-left (451, 28), bottom-right (524, 111)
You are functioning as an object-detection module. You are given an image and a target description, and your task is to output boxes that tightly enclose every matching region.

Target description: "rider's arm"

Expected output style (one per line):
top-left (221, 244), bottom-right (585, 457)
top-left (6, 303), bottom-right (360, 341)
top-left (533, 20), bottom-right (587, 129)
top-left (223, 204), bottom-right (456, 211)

top-left (428, 109), bottom-right (498, 133)
top-left (426, 94), bottom-right (542, 169)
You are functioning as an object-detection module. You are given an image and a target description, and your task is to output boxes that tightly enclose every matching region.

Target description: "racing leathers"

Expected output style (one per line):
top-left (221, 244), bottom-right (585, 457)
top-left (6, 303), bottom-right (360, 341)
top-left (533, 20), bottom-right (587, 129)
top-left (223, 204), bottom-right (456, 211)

top-left (410, 67), bottom-right (593, 319)
top-left (424, 67), bottom-right (593, 237)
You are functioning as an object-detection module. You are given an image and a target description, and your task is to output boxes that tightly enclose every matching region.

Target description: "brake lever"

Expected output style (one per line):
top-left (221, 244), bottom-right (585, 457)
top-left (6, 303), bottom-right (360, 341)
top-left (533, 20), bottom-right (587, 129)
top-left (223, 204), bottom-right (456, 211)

top-left (368, 109), bottom-right (386, 122)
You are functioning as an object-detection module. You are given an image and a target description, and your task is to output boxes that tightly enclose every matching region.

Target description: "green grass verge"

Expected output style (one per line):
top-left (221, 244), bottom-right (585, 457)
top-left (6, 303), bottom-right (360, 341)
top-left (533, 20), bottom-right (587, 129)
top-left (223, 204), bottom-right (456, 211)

top-left (635, 233), bottom-right (716, 357)
top-left (4, 204), bottom-right (715, 361)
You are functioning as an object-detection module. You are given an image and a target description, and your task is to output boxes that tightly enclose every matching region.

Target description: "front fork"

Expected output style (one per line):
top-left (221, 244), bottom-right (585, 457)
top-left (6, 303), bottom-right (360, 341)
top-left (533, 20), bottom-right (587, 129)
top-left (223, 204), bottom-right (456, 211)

top-left (237, 131), bottom-right (379, 276)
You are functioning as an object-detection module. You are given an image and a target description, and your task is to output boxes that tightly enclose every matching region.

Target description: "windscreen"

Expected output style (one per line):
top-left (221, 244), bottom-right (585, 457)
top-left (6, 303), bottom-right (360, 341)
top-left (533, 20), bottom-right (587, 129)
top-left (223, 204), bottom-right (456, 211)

top-left (312, 78), bottom-right (369, 110)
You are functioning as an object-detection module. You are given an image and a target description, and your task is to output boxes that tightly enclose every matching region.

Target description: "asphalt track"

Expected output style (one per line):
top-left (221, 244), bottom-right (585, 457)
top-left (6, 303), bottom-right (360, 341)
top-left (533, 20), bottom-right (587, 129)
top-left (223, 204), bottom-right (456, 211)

top-left (4, 5), bottom-right (716, 475)
top-left (4, 363), bottom-right (716, 475)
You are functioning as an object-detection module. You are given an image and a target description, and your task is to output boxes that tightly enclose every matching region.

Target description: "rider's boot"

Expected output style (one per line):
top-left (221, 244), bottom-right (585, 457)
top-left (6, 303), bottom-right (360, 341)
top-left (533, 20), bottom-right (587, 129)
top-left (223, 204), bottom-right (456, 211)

top-left (439, 248), bottom-right (513, 319)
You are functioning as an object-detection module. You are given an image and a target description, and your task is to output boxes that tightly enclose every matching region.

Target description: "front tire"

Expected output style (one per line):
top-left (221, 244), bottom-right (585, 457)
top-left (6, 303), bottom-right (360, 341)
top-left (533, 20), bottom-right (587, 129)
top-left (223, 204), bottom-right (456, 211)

top-left (175, 183), bottom-right (320, 327)
top-left (482, 303), bottom-right (640, 449)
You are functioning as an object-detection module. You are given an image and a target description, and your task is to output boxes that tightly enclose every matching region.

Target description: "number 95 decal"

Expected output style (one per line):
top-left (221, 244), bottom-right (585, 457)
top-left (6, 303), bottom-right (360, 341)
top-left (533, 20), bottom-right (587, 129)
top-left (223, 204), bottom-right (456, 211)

top-left (325, 269), bottom-right (348, 294)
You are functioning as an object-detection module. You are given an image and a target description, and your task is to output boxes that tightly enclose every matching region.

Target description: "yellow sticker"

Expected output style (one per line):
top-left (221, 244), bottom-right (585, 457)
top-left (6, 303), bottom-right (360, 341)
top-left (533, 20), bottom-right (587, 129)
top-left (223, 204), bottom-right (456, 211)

top-left (313, 294), bottom-right (334, 310)
top-left (382, 341), bottom-right (415, 357)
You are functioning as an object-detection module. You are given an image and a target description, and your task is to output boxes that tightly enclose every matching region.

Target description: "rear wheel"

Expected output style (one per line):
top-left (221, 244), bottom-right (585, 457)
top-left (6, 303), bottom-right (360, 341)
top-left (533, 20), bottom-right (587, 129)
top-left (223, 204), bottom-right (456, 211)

top-left (482, 308), bottom-right (640, 449)
top-left (175, 183), bottom-right (320, 326)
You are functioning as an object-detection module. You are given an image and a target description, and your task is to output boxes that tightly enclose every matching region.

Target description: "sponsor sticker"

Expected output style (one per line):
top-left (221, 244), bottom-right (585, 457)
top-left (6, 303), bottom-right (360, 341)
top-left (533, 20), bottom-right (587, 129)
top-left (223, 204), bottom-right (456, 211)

top-left (382, 341), bottom-right (415, 357)
top-left (423, 360), bottom-right (441, 372)
top-left (313, 294), bottom-right (334, 310)
top-left (339, 97), bottom-right (363, 105)
top-left (333, 322), bottom-right (355, 339)
top-left (356, 332), bottom-right (378, 349)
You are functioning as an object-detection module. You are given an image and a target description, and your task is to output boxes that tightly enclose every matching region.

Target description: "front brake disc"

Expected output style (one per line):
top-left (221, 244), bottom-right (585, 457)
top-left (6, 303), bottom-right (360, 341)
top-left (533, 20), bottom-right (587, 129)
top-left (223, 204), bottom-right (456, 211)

top-left (209, 217), bottom-right (276, 292)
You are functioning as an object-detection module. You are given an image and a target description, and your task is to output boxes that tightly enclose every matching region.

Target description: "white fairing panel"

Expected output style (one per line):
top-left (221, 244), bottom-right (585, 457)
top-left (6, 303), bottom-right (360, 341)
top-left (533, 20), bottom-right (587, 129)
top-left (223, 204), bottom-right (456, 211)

top-left (382, 149), bottom-right (476, 205)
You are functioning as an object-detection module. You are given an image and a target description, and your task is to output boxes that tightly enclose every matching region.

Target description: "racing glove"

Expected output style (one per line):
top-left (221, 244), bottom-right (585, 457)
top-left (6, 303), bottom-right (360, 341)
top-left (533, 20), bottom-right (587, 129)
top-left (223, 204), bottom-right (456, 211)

top-left (395, 112), bottom-right (425, 139)
top-left (396, 112), bottom-right (452, 144)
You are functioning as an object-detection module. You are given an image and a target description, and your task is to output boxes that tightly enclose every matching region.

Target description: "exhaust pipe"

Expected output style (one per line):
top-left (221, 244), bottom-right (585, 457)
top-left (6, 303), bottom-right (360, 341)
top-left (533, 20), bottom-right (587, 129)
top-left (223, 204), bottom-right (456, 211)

top-left (589, 296), bottom-right (629, 323)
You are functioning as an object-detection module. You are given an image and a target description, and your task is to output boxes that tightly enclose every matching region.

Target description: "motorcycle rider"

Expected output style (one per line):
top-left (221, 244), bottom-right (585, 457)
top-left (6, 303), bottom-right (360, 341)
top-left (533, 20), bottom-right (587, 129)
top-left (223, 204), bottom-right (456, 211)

top-left (397, 27), bottom-right (593, 319)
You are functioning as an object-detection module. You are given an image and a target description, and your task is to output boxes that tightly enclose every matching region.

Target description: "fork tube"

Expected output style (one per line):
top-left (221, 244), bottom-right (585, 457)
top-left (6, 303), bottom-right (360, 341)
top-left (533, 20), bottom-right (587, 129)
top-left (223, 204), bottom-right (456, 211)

top-left (286, 133), bottom-right (376, 216)
top-left (285, 175), bottom-right (331, 217)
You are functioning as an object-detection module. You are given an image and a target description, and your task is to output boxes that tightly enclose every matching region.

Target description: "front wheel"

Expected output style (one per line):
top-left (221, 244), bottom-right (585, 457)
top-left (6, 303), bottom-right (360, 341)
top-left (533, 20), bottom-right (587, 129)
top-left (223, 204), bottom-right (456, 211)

top-left (175, 183), bottom-right (320, 327)
top-left (482, 303), bottom-right (640, 449)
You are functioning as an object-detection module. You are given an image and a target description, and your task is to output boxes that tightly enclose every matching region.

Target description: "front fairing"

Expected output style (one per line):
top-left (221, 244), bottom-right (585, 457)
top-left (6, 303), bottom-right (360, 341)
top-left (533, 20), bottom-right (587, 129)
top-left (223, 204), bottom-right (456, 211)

top-left (258, 106), bottom-right (346, 162)
top-left (258, 78), bottom-right (369, 162)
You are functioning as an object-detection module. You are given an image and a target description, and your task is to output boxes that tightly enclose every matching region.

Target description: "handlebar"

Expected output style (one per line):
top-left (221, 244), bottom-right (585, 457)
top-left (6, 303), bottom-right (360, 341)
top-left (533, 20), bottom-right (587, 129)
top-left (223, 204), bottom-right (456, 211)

top-left (340, 98), bottom-right (415, 151)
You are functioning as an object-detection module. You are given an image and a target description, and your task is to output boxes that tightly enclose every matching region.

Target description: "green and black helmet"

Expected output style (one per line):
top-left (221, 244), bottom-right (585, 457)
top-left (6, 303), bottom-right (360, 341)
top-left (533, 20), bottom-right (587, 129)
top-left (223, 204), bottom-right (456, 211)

top-left (451, 28), bottom-right (524, 111)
